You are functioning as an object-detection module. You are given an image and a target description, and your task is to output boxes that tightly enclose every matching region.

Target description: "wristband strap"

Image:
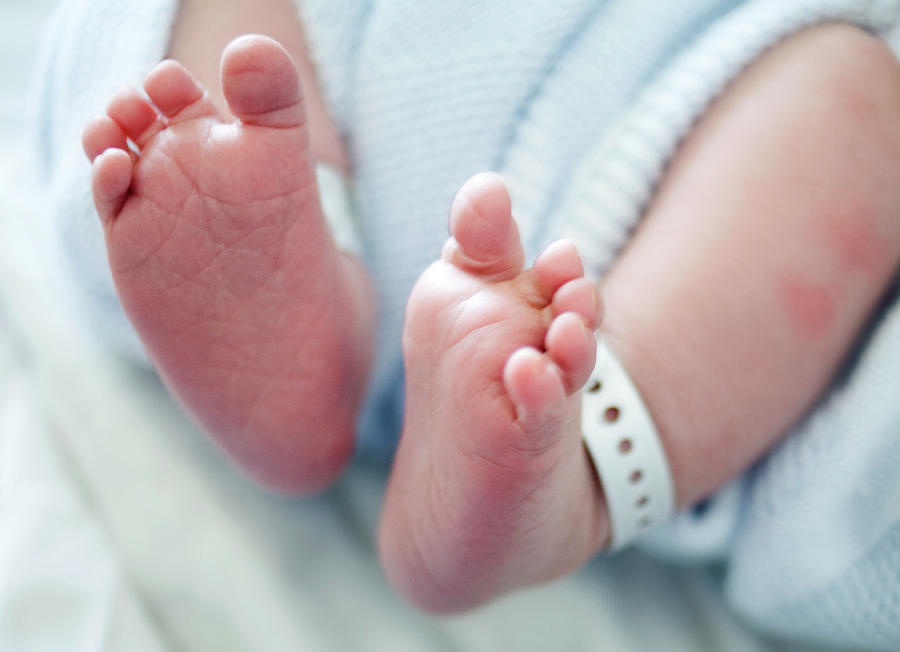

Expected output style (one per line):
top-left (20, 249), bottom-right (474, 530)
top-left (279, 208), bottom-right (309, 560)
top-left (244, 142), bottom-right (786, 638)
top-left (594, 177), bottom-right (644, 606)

top-left (582, 335), bottom-right (674, 551)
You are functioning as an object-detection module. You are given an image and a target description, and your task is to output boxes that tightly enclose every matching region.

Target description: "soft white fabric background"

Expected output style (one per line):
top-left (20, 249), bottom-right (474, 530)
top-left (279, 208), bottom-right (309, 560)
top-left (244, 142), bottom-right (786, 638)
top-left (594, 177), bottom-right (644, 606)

top-left (0, 2), bottom-right (865, 650)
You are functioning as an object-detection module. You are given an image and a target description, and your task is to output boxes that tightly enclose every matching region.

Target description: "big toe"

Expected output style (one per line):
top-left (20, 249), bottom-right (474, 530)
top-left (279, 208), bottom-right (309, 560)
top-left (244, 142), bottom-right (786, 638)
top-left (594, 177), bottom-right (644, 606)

top-left (442, 172), bottom-right (525, 281)
top-left (221, 34), bottom-right (306, 128)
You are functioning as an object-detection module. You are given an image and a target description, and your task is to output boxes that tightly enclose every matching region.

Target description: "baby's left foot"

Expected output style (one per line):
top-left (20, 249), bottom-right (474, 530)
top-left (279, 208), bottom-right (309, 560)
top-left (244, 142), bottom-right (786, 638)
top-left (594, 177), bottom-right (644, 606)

top-left (379, 173), bottom-right (610, 613)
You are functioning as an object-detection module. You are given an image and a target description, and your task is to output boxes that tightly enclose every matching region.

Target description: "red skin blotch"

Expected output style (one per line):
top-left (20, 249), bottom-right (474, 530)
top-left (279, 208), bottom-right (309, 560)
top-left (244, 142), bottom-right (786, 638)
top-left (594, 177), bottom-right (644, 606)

top-left (822, 211), bottom-right (886, 276)
top-left (778, 271), bottom-right (835, 339)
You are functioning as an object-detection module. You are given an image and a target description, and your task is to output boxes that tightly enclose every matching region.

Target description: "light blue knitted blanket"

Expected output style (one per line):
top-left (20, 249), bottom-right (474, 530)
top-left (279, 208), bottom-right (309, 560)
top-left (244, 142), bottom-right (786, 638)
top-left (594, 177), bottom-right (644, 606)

top-left (34, 0), bottom-right (900, 647)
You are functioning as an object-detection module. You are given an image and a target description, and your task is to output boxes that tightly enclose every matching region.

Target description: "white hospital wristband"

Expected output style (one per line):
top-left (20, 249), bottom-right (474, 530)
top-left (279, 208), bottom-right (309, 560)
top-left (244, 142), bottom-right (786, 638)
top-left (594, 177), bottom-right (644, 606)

top-left (582, 335), bottom-right (675, 551)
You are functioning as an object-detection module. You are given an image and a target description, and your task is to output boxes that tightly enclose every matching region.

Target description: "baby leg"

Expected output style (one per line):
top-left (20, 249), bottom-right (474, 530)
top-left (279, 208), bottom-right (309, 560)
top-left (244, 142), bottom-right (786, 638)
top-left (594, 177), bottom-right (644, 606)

top-left (381, 24), bottom-right (900, 611)
top-left (600, 24), bottom-right (900, 506)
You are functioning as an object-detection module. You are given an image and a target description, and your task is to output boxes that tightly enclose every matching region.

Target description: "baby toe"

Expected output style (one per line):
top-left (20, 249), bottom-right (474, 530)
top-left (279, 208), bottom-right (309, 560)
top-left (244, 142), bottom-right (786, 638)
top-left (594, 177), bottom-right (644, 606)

top-left (533, 239), bottom-right (584, 299)
top-left (91, 148), bottom-right (133, 224)
top-left (545, 312), bottom-right (596, 395)
top-left (551, 277), bottom-right (602, 329)
top-left (220, 34), bottom-right (306, 128)
top-left (143, 59), bottom-right (218, 122)
top-left (83, 115), bottom-right (129, 162)
top-left (106, 86), bottom-right (164, 149)
top-left (443, 172), bottom-right (525, 281)
top-left (503, 347), bottom-right (567, 438)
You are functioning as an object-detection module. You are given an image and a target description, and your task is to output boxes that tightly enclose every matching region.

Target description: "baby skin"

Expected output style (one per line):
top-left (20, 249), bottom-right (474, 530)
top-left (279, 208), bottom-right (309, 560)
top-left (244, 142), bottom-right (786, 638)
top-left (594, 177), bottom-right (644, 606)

top-left (82, 37), bottom-right (375, 492)
top-left (83, 24), bottom-right (900, 613)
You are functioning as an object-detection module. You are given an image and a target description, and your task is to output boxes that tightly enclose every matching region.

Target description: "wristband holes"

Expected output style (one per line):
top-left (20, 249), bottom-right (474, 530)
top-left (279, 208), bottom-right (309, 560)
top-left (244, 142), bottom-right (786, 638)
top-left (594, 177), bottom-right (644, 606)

top-left (636, 495), bottom-right (649, 508)
top-left (630, 470), bottom-right (643, 484)
top-left (618, 438), bottom-right (632, 454)
top-left (639, 516), bottom-right (652, 529)
top-left (587, 380), bottom-right (602, 393)
top-left (604, 406), bottom-right (620, 422)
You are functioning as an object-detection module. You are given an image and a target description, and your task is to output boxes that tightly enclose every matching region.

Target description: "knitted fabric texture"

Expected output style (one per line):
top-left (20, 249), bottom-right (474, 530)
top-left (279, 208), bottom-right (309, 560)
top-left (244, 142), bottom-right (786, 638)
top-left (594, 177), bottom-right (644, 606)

top-left (34, 0), bottom-right (900, 647)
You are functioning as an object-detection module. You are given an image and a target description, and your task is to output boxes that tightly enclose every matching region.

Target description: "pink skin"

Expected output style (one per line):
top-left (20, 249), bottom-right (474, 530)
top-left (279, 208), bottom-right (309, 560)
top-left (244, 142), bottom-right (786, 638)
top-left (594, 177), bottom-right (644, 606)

top-left (379, 173), bottom-right (609, 613)
top-left (378, 25), bottom-right (900, 614)
top-left (82, 36), bottom-right (374, 493)
top-left (777, 271), bottom-right (836, 339)
top-left (79, 23), bottom-right (900, 616)
top-left (820, 210), bottom-right (887, 278)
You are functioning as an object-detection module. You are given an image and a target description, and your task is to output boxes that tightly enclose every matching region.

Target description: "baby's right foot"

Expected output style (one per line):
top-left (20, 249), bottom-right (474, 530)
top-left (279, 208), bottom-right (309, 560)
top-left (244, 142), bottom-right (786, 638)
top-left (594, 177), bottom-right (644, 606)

top-left (82, 36), bottom-right (374, 493)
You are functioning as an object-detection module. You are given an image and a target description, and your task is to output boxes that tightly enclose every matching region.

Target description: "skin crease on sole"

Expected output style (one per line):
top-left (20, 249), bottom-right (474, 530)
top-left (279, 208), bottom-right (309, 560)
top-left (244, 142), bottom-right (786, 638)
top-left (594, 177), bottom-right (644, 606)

top-left (380, 173), bottom-right (609, 613)
top-left (379, 24), bottom-right (900, 613)
top-left (84, 35), bottom-right (375, 494)
top-left (82, 22), bottom-right (900, 616)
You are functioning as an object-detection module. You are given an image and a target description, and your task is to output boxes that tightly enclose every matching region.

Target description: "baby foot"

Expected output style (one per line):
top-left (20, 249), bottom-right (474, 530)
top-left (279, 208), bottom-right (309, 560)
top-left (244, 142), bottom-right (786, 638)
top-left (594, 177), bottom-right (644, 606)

top-left (379, 173), bottom-right (610, 612)
top-left (82, 36), bottom-right (373, 493)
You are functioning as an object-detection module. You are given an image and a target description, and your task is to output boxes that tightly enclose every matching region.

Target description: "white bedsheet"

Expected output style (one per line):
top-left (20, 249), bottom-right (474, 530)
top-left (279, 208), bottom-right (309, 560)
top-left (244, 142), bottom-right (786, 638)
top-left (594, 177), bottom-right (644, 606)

top-left (0, 3), bottom-right (824, 650)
